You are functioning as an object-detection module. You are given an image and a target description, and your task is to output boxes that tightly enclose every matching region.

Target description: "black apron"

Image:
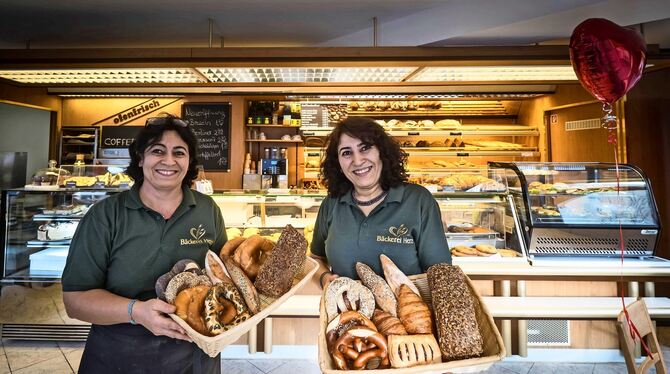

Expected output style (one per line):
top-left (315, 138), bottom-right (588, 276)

top-left (79, 324), bottom-right (220, 374)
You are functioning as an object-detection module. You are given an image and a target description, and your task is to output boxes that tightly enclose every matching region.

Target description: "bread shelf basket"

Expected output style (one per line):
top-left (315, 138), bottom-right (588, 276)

top-left (318, 266), bottom-right (505, 373)
top-left (170, 256), bottom-right (319, 357)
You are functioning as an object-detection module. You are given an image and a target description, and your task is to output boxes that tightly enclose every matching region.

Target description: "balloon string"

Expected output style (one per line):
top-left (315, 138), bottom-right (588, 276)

top-left (614, 139), bottom-right (654, 359)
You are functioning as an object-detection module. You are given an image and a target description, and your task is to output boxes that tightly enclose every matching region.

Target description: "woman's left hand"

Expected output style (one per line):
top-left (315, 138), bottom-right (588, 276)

top-left (133, 299), bottom-right (192, 342)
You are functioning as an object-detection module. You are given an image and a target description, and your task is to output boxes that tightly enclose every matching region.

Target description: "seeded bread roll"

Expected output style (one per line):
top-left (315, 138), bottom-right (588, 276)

top-left (356, 262), bottom-right (397, 316)
top-left (427, 263), bottom-right (483, 361)
top-left (254, 225), bottom-right (306, 297)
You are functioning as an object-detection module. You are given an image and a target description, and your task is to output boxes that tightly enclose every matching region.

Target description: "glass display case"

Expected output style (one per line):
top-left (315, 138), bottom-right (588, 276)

top-left (212, 190), bottom-right (325, 250)
top-left (490, 162), bottom-right (661, 259)
top-left (2, 189), bottom-right (118, 281)
top-left (0, 184), bottom-right (527, 340)
top-left (430, 170), bottom-right (525, 261)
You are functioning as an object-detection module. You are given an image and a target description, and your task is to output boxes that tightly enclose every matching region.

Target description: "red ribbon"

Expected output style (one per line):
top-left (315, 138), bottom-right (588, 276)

top-left (613, 136), bottom-right (654, 359)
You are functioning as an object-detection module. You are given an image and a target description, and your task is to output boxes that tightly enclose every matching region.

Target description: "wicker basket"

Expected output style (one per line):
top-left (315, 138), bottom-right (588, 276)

top-left (170, 256), bottom-right (319, 357)
top-left (318, 266), bottom-right (505, 373)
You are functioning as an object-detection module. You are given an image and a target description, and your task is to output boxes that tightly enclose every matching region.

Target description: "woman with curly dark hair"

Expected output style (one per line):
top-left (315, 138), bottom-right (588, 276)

top-left (62, 113), bottom-right (227, 373)
top-left (311, 117), bottom-right (451, 286)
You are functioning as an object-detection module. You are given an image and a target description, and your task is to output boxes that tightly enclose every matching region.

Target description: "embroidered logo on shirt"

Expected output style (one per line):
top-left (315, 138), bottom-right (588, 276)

top-left (389, 224), bottom-right (409, 237)
top-left (377, 224), bottom-right (414, 245)
top-left (180, 224), bottom-right (213, 246)
top-left (190, 224), bottom-right (206, 240)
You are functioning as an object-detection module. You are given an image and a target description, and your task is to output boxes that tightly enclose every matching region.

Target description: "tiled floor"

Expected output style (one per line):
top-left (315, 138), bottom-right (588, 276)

top-left (1, 334), bottom-right (669, 374)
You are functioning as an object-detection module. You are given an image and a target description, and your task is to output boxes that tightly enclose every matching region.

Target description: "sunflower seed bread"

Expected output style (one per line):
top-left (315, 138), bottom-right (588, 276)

top-left (427, 263), bottom-right (483, 361)
top-left (254, 225), bottom-right (307, 297)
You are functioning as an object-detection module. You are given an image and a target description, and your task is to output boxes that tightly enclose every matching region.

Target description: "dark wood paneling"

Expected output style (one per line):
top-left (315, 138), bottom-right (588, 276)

top-left (625, 68), bottom-right (670, 274)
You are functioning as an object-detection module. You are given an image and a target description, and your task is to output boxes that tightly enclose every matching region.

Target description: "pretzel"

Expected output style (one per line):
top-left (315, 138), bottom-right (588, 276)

top-left (325, 311), bottom-right (377, 351)
top-left (203, 283), bottom-right (250, 335)
top-left (331, 327), bottom-right (388, 370)
top-left (174, 284), bottom-right (211, 336)
top-left (232, 235), bottom-right (274, 280)
top-left (219, 237), bottom-right (245, 258)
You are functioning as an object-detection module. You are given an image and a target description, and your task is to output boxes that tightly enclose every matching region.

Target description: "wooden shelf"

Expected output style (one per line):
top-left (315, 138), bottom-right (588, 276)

top-left (403, 149), bottom-right (540, 157)
top-left (348, 111), bottom-right (514, 117)
top-left (304, 145), bottom-right (539, 157)
top-left (246, 124), bottom-right (301, 128)
top-left (245, 139), bottom-right (302, 143)
top-left (302, 125), bottom-right (539, 137)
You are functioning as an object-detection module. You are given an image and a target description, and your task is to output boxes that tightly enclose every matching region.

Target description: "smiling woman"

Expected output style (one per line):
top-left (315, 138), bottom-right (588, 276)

top-left (310, 117), bottom-right (452, 282)
top-left (61, 113), bottom-right (228, 373)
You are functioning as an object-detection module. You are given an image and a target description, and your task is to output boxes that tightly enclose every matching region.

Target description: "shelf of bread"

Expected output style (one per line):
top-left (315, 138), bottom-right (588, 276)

top-left (301, 124), bottom-right (538, 137)
top-left (403, 148), bottom-right (539, 157)
top-left (245, 139), bottom-right (302, 143)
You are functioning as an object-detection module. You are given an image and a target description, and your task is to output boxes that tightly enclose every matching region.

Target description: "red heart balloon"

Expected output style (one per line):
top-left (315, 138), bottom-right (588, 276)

top-left (569, 18), bottom-right (647, 105)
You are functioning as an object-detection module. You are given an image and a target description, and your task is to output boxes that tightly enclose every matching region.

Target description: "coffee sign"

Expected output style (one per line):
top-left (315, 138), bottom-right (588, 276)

top-left (100, 126), bottom-right (142, 148)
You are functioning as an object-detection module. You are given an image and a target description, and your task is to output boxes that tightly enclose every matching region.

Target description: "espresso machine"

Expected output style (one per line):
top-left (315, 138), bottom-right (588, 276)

top-left (261, 147), bottom-right (288, 189)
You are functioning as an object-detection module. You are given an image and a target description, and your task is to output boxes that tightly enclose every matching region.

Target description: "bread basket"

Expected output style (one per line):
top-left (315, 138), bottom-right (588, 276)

top-left (170, 256), bottom-right (319, 357)
top-left (318, 266), bottom-right (505, 373)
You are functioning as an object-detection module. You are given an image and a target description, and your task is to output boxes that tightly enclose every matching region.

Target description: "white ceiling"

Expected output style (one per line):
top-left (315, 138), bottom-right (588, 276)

top-left (0, 0), bottom-right (668, 49)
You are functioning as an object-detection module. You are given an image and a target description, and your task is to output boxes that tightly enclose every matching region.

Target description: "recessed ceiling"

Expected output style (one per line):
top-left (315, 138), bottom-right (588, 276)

top-left (0, 0), bottom-right (668, 48)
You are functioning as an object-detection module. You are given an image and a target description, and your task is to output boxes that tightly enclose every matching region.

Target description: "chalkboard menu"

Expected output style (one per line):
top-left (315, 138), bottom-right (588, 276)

top-left (182, 103), bottom-right (231, 171)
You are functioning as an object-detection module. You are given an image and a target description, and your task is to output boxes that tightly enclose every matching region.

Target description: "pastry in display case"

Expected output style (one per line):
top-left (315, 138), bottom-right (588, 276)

top-left (408, 168), bottom-right (507, 193)
top-left (437, 192), bottom-right (525, 261)
top-left (491, 162), bottom-right (662, 262)
top-left (59, 164), bottom-right (133, 188)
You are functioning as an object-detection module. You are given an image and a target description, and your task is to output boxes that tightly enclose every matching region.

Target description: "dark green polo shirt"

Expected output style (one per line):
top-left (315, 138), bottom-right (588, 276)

top-left (62, 185), bottom-right (227, 301)
top-left (311, 183), bottom-right (451, 279)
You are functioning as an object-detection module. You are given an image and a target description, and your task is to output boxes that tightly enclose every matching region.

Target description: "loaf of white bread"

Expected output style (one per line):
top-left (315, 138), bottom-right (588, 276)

top-left (426, 263), bottom-right (483, 361)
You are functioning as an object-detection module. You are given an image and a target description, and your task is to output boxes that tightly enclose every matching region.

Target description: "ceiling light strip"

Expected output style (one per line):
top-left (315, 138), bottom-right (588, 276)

top-left (196, 67), bottom-right (416, 83)
top-left (409, 66), bottom-right (577, 82)
top-left (0, 69), bottom-right (206, 84)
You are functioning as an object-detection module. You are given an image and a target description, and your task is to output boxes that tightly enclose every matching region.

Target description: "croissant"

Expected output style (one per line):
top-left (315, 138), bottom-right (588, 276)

top-left (396, 284), bottom-right (433, 334)
top-left (372, 309), bottom-right (407, 336)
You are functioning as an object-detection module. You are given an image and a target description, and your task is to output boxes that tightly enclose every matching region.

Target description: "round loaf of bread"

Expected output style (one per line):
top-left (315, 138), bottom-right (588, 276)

top-left (155, 259), bottom-right (199, 301)
top-left (164, 272), bottom-right (212, 304)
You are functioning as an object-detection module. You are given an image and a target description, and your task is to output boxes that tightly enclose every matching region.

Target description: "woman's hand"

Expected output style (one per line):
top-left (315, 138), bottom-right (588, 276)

top-left (321, 272), bottom-right (340, 289)
top-left (132, 299), bottom-right (192, 342)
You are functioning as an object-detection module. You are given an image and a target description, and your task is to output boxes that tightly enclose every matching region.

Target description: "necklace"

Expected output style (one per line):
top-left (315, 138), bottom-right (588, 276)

top-left (352, 190), bottom-right (387, 206)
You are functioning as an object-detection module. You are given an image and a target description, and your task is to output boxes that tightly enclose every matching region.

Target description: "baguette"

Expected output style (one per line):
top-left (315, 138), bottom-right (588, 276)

top-left (379, 254), bottom-right (420, 297)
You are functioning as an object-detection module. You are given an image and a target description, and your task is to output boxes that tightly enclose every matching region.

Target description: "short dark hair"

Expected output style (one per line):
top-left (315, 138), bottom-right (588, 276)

top-left (321, 117), bottom-right (408, 197)
top-left (126, 114), bottom-right (199, 188)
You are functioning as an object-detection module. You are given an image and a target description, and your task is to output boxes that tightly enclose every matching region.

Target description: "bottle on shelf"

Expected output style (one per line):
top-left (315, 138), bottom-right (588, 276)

top-left (73, 154), bottom-right (86, 176)
top-left (282, 104), bottom-right (292, 125)
top-left (244, 153), bottom-right (252, 174)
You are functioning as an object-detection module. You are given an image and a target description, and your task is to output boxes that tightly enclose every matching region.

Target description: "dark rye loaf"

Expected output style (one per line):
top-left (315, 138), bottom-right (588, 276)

top-left (427, 263), bottom-right (483, 361)
top-left (254, 225), bottom-right (307, 297)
